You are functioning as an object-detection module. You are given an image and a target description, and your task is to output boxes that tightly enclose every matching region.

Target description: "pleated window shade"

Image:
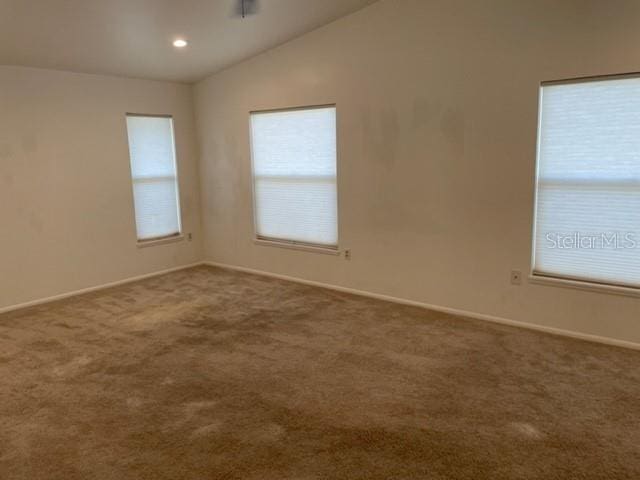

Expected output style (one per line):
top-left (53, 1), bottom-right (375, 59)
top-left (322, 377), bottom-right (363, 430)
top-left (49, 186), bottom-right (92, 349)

top-left (126, 115), bottom-right (182, 241)
top-left (533, 76), bottom-right (640, 289)
top-left (250, 106), bottom-right (338, 248)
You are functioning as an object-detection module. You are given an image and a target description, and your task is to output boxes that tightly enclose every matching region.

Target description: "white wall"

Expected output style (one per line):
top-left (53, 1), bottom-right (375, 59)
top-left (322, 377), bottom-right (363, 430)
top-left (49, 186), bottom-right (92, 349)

top-left (195, 0), bottom-right (640, 345)
top-left (0, 66), bottom-right (202, 309)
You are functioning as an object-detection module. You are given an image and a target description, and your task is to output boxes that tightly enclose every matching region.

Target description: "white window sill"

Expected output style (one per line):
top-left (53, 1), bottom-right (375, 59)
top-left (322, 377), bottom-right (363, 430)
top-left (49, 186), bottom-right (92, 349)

top-left (254, 238), bottom-right (340, 256)
top-left (137, 234), bottom-right (184, 249)
top-left (529, 273), bottom-right (640, 298)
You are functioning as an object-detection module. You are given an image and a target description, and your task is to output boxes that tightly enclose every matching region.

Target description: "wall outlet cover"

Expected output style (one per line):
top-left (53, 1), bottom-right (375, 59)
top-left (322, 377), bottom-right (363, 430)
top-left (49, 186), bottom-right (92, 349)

top-left (511, 270), bottom-right (522, 285)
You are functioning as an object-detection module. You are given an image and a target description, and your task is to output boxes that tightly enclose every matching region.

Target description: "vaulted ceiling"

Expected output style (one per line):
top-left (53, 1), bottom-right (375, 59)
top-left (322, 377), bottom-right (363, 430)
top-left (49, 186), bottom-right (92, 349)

top-left (0, 0), bottom-right (378, 83)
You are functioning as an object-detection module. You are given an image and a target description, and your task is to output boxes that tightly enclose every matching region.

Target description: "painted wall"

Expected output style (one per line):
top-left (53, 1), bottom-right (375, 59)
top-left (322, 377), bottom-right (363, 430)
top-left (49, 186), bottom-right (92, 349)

top-left (0, 66), bottom-right (202, 309)
top-left (195, 0), bottom-right (640, 344)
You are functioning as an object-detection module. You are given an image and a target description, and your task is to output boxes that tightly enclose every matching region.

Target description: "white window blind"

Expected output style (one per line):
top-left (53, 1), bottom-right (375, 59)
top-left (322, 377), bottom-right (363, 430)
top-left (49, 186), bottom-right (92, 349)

top-left (126, 115), bottom-right (182, 241)
top-left (533, 76), bottom-right (640, 289)
top-left (250, 106), bottom-right (338, 248)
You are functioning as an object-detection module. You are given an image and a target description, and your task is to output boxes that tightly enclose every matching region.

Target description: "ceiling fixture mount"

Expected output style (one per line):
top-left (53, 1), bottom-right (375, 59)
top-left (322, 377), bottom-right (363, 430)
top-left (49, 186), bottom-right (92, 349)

top-left (173, 39), bottom-right (188, 48)
top-left (234, 0), bottom-right (259, 18)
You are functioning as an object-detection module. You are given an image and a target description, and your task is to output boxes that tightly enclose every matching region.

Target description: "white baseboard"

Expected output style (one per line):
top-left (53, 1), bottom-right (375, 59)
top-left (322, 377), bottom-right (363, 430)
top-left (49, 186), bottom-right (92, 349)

top-left (4, 258), bottom-right (638, 352)
top-left (0, 262), bottom-right (204, 315)
top-left (203, 260), bottom-right (640, 351)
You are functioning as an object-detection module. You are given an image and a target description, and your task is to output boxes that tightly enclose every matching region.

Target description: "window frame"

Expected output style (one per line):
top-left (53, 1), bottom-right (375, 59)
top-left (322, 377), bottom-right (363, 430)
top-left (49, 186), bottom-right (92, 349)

top-left (248, 104), bottom-right (340, 254)
top-left (125, 112), bottom-right (183, 246)
top-left (530, 72), bottom-right (640, 296)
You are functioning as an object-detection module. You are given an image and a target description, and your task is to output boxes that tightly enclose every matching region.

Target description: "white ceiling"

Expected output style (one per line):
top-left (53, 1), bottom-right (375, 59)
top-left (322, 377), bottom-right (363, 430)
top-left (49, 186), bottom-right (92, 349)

top-left (0, 0), bottom-right (377, 83)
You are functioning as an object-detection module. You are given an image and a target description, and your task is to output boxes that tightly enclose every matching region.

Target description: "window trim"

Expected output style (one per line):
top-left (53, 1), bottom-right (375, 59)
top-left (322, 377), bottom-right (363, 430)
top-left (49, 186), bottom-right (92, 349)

top-left (137, 233), bottom-right (184, 248)
top-left (248, 103), bottom-right (340, 254)
top-left (125, 113), bottom-right (183, 246)
top-left (254, 238), bottom-right (340, 255)
top-left (541, 71), bottom-right (640, 87)
top-left (530, 72), bottom-right (640, 297)
top-left (529, 273), bottom-right (640, 298)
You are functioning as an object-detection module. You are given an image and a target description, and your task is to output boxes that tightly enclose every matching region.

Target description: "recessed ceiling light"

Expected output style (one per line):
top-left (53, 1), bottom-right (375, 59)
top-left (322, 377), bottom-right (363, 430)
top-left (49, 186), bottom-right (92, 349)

top-left (173, 39), bottom-right (188, 48)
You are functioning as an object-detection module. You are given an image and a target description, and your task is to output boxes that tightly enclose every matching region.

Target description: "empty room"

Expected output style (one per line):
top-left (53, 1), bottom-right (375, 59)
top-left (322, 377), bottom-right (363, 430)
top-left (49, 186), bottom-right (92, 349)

top-left (2, 0), bottom-right (640, 478)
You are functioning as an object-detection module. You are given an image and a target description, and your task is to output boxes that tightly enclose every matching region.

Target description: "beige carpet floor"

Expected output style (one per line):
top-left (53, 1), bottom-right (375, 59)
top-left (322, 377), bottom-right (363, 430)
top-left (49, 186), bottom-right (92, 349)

top-left (1, 265), bottom-right (639, 479)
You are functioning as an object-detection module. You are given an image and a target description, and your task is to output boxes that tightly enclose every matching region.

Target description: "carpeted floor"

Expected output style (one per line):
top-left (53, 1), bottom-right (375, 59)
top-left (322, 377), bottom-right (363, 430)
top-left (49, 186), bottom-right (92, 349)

top-left (1, 266), bottom-right (639, 479)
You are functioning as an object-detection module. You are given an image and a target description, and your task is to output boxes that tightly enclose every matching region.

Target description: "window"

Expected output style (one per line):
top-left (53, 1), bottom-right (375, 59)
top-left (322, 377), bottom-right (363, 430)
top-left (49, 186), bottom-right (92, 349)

top-left (533, 75), bottom-right (640, 290)
top-left (249, 106), bottom-right (338, 249)
top-left (126, 114), bottom-right (182, 242)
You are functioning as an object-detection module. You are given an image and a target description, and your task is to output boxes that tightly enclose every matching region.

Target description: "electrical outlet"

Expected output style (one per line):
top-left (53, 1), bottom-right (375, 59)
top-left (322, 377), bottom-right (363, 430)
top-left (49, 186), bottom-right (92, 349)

top-left (187, 233), bottom-right (193, 241)
top-left (511, 270), bottom-right (522, 285)
top-left (344, 249), bottom-right (351, 260)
